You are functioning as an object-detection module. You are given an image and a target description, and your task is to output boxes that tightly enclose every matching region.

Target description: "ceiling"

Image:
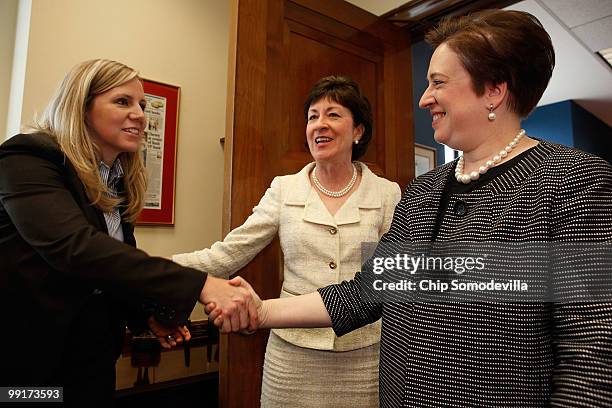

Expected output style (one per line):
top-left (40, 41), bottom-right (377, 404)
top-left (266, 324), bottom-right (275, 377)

top-left (344, 0), bottom-right (612, 126)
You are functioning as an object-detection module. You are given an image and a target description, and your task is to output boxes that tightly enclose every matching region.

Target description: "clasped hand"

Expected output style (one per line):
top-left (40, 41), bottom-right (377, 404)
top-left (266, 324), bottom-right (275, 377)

top-left (149, 275), bottom-right (263, 347)
top-left (203, 276), bottom-right (265, 334)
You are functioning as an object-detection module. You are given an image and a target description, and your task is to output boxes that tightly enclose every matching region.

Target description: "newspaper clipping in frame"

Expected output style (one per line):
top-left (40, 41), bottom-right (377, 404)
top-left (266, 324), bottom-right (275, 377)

top-left (142, 93), bottom-right (166, 209)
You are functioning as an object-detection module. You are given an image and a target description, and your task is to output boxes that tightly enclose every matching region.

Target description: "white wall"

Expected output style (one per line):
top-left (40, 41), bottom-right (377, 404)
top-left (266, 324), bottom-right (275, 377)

top-left (0, 0), bottom-right (19, 141)
top-left (21, 0), bottom-right (231, 320)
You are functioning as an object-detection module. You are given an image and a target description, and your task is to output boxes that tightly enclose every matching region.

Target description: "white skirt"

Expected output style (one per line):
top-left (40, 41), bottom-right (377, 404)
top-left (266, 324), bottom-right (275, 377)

top-left (260, 331), bottom-right (380, 408)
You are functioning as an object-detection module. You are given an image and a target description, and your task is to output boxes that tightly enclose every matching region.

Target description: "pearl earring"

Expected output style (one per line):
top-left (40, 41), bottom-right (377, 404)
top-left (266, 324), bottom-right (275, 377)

top-left (354, 139), bottom-right (359, 145)
top-left (488, 104), bottom-right (496, 121)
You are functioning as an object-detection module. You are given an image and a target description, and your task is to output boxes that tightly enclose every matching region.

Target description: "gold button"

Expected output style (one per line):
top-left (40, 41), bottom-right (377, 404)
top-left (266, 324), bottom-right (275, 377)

top-left (329, 227), bottom-right (337, 235)
top-left (329, 261), bottom-right (337, 269)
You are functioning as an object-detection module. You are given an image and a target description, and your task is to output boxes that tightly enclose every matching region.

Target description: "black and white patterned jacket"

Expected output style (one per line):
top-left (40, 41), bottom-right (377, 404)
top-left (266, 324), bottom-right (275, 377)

top-left (319, 141), bottom-right (612, 407)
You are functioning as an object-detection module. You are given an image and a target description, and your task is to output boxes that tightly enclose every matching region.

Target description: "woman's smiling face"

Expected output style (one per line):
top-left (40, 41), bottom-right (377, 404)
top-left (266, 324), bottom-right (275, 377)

top-left (87, 77), bottom-right (147, 164)
top-left (419, 43), bottom-right (488, 151)
top-left (306, 97), bottom-right (363, 165)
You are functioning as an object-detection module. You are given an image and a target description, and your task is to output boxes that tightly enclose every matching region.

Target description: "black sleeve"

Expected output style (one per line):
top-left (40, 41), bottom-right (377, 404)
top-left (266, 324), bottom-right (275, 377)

top-left (0, 146), bottom-right (205, 325)
top-left (549, 154), bottom-right (612, 406)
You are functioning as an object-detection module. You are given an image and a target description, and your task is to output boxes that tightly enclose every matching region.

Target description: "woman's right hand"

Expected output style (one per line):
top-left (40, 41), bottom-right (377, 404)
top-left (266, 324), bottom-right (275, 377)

top-left (205, 276), bottom-right (265, 333)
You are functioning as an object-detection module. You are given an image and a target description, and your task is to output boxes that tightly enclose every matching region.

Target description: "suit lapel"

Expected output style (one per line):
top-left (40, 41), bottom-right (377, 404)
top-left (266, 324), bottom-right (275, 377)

top-left (62, 160), bottom-right (109, 234)
top-left (409, 164), bottom-right (452, 242)
top-left (303, 189), bottom-right (336, 226)
top-left (334, 163), bottom-right (381, 225)
top-left (116, 179), bottom-right (136, 247)
top-left (284, 163), bottom-right (336, 227)
top-left (63, 157), bottom-right (137, 247)
top-left (284, 162), bottom-right (384, 228)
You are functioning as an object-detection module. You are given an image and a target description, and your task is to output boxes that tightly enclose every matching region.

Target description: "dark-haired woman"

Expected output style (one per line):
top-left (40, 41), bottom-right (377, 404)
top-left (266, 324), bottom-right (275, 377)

top-left (212, 10), bottom-right (612, 407)
top-left (174, 76), bottom-right (400, 407)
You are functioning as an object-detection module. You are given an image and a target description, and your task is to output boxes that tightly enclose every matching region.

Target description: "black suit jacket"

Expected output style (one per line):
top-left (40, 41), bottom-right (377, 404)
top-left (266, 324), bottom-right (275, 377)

top-left (0, 133), bottom-right (206, 387)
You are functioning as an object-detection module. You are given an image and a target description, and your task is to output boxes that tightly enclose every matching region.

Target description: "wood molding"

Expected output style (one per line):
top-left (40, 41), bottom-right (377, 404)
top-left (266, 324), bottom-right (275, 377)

top-left (291, 0), bottom-right (404, 43)
top-left (382, 0), bottom-right (521, 42)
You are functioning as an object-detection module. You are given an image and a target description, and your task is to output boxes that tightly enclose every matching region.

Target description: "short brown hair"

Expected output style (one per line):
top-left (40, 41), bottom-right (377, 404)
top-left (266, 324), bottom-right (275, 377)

top-left (425, 10), bottom-right (555, 117)
top-left (303, 76), bottom-right (372, 161)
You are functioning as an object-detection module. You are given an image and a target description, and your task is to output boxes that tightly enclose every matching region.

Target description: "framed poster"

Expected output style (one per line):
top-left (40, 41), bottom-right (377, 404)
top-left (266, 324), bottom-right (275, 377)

top-left (137, 79), bottom-right (180, 225)
top-left (414, 144), bottom-right (437, 177)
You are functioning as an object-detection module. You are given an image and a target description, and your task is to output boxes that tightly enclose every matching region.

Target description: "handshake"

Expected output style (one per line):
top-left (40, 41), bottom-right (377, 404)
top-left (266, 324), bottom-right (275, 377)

top-left (148, 275), bottom-right (265, 349)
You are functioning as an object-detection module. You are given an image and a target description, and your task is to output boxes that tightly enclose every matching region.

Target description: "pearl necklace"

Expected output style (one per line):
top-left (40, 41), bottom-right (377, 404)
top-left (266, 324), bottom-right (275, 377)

top-left (311, 163), bottom-right (357, 197)
top-left (455, 129), bottom-right (526, 184)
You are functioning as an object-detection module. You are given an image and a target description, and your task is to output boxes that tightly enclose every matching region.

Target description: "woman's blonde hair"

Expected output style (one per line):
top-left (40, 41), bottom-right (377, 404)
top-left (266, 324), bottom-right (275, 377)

top-left (30, 59), bottom-right (146, 222)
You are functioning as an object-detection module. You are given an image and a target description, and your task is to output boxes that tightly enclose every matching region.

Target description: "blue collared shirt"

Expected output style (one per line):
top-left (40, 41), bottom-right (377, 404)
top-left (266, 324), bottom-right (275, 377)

top-left (98, 160), bottom-right (125, 242)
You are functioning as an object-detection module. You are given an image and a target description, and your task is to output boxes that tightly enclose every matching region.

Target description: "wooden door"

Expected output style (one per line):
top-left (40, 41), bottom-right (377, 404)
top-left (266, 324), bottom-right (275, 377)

top-left (220, 0), bottom-right (413, 406)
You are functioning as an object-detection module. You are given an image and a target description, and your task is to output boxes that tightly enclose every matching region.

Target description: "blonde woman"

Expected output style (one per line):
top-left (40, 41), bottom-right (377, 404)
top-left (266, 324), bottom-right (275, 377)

top-left (0, 59), bottom-right (256, 406)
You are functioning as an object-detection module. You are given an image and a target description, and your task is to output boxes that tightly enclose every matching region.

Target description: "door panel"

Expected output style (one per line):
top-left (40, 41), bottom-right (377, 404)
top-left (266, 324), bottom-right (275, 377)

top-left (220, 1), bottom-right (413, 406)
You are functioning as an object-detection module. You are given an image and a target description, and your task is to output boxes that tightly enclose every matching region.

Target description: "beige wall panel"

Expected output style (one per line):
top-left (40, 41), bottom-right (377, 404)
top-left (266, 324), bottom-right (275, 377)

top-left (0, 0), bottom-right (19, 141)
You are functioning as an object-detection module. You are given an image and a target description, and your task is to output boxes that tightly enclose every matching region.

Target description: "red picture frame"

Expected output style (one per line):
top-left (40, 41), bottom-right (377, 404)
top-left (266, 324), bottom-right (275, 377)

top-left (137, 79), bottom-right (180, 225)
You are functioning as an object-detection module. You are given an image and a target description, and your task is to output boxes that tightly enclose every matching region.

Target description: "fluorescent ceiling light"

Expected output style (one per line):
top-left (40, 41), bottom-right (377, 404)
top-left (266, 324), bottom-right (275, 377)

top-left (597, 47), bottom-right (612, 69)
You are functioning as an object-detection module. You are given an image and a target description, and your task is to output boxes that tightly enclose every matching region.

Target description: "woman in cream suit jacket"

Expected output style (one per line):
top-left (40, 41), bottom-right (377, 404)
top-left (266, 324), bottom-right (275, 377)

top-left (174, 76), bottom-right (400, 407)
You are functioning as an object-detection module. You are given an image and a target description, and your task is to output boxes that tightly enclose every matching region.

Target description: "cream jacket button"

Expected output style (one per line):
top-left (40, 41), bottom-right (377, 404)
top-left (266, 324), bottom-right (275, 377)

top-left (329, 261), bottom-right (337, 269)
top-left (329, 227), bottom-right (337, 235)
